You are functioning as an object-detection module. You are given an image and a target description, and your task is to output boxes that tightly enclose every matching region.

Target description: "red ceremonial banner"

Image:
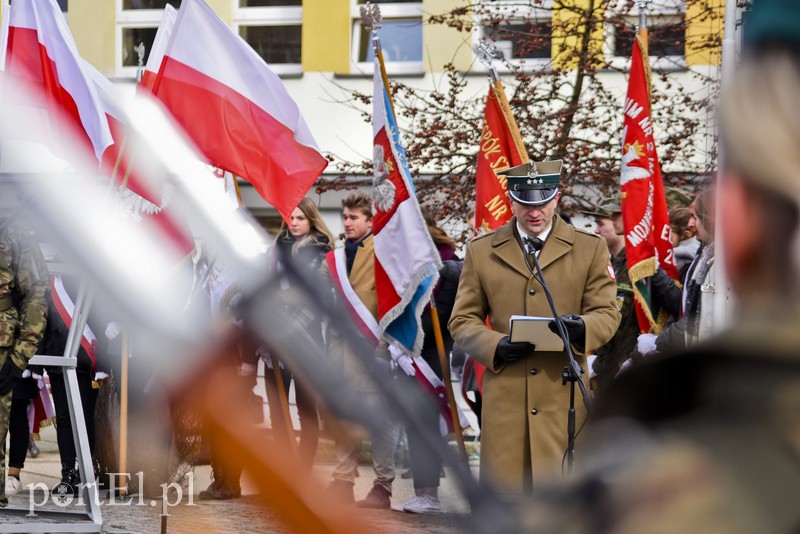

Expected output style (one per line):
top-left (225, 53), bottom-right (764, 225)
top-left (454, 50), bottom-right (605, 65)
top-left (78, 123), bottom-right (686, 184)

top-left (621, 32), bottom-right (679, 333)
top-left (474, 82), bottom-right (529, 232)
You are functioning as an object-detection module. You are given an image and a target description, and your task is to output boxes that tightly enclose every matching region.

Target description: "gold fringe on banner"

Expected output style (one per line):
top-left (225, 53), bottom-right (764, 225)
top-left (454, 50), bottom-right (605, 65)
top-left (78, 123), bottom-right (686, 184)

top-left (491, 80), bottom-right (530, 163)
top-left (628, 256), bottom-right (656, 283)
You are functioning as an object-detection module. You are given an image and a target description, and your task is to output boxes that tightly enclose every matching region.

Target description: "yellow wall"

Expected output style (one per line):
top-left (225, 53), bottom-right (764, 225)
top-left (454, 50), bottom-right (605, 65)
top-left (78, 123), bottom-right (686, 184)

top-left (551, 0), bottom-right (605, 70)
top-left (69, 0), bottom-right (115, 75)
top-left (302, 0), bottom-right (350, 73)
top-left (422, 0), bottom-right (472, 72)
top-left (686, 0), bottom-right (724, 66)
top-left (207, 0), bottom-right (232, 23)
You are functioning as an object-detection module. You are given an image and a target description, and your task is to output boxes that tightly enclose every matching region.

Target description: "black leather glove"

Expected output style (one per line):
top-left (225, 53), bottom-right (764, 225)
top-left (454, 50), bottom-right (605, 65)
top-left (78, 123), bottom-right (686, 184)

top-left (494, 336), bottom-right (535, 366)
top-left (548, 314), bottom-right (586, 346)
top-left (0, 357), bottom-right (24, 396)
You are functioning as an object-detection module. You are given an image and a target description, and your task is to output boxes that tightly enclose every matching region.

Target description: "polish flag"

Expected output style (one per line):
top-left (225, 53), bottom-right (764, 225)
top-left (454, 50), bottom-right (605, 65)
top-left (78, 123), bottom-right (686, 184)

top-left (138, 4), bottom-right (176, 93)
top-left (152, 0), bottom-right (327, 222)
top-left (82, 61), bottom-right (194, 256)
top-left (0, 1), bottom-right (10, 70)
top-left (82, 59), bottom-right (163, 206)
top-left (370, 57), bottom-right (441, 356)
top-left (4, 0), bottom-right (113, 164)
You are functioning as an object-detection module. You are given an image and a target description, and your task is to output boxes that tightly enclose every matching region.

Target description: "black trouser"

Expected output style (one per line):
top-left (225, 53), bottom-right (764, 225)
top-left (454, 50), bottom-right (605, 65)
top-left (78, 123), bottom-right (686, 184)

top-left (208, 375), bottom-right (263, 488)
top-left (50, 372), bottom-right (98, 467)
top-left (8, 398), bottom-right (30, 470)
top-left (402, 373), bottom-right (443, 490)
top-left (264, 365), bottom-right (320, 470)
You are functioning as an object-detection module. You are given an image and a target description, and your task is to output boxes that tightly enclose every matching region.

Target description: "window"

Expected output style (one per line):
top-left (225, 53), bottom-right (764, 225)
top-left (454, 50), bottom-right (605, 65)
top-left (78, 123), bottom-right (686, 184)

top-left (233, 1), bottom-right (303, 75)
top-left (116, 1), bottom-right (182, 77)
top-left (239, 0), bottom-right (300, 5)
top-left (482, 21), bottom-right (552, 60)
top-left (121, 27), bottom-right (158, 67)
top-left (122, 1), bottom-right (180, 8)
top-left (474, 1), bottom-right (553, 72)
top-left (606, 1), bottom-right (686, 70)
top-left (351, 1), bottom-right (423, 74)
top-left (116, 1), bottom-right (303, 77)
top-left (57, 0), bottom-right (68, 11)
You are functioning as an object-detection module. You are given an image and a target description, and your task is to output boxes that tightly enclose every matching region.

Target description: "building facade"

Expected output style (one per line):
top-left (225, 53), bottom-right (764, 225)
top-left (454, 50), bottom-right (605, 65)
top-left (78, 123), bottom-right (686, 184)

top-left (7, 0), bottom-right (727, 237)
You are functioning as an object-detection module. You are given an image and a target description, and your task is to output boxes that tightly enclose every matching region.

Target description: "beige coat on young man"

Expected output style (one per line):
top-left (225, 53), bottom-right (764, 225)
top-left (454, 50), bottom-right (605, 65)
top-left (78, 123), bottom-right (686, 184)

top-left (327, 234), bottom-right (381, 393)
top-left (449, 216), bottom-right (619, 494)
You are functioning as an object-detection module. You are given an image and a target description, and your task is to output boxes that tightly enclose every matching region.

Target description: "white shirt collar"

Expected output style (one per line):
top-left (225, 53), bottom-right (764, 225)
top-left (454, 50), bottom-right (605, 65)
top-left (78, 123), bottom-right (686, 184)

top-left (517, 219), bottom-right (553, 256)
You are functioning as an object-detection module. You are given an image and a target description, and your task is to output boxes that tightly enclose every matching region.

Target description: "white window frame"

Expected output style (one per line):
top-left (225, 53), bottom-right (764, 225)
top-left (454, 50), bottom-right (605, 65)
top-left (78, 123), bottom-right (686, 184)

top-left (350, 1), bottom-right (423, 75)
top-left (604, 0), bottom-right (687, 71)
top-left (114, 1), bottom-right (304, 77)
top-left (472, 0), bottom-right (554, 74)
top-left (115, 1), bottom-right (170, 77)
top-left (231, 2), bottom-right (303, 76)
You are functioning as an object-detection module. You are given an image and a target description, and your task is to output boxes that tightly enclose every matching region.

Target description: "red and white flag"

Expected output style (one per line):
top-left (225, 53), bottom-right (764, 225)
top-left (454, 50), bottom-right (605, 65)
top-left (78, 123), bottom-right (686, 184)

top-left (371, 57), bottom-right (441, 356)
top-left (0, 2), bottom-right (10, 70)
top-left (83, 60), bottom-right (194, 256)
top-left (152, 0), bottom-right (327, 222)
top-left (620, 31), bottom-right (679, 333)
top-left (51, 275), bottom-right (97, 371)
top-left (138, 4), bottom-right (177, 93)
top-left (82, 59), bottom-right (162, 206)
top-left (4, 0), bottom-right (113, 163)
top-left (474, 81), bottom-right (528, 232)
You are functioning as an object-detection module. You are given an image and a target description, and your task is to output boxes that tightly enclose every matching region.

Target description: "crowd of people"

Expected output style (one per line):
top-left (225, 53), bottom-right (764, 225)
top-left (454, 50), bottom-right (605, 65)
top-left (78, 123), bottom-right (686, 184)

top-left (2, 1), bottom-right (798, 531)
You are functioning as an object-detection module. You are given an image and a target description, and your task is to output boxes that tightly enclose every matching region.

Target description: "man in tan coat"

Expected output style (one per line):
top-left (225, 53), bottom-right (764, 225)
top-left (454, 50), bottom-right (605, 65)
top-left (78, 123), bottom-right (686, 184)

top-left (326, 192), bottom-right (398, 509)
top-left (449, 160), bottom-right (619, 495)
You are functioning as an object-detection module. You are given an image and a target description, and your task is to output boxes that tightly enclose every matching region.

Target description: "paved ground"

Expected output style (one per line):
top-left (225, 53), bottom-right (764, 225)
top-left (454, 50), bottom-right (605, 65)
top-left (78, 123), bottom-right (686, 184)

top-left (1, 425), bottom-right (479, 533)
top-left (1, 370), bottom-right (485, 533)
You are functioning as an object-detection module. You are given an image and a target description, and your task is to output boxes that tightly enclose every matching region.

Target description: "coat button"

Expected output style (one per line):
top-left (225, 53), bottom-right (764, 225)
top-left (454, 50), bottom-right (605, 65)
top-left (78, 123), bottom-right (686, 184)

top-left (530, 368), bottom-right (539, 375)
top-left (528, 288), bottom-right (536, 295)
top-left (530, 409), bottom-right (538, 415)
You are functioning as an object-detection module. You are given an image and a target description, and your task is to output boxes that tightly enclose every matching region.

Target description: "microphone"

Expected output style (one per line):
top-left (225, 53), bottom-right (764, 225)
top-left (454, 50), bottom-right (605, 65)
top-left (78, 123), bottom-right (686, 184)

top-left (521, 231), bottom-right (591, 475)
top-left (521, 235), bottom-right (591, 409)
top-left (524, 237), bottom-right (544, 254)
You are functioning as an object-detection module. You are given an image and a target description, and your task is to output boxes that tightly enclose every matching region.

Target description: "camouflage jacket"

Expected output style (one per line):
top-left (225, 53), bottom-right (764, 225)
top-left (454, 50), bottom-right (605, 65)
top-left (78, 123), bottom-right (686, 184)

top-left (592, 248), bottom-right (638, 385)
top-left (523, 320), bottom-right (800, 533)
top-left (0, 219), bottom-right (49, 370)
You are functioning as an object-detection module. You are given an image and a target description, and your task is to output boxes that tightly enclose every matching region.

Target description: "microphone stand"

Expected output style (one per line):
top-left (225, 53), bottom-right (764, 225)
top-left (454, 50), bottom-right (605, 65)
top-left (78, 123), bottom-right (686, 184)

top-left (523, 237), bottom-right (592, 474)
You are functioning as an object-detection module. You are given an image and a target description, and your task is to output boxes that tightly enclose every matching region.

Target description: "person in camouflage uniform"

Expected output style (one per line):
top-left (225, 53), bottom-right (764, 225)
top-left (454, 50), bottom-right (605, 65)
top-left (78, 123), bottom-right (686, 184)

top-left (0, 216), bottom-right (49, 507)
top-left (520, 1), bottom-right (800, 531)
top-left (586, 199), bottom-right (682, 390)
top-left (583, 199), bottom-right (638, 390)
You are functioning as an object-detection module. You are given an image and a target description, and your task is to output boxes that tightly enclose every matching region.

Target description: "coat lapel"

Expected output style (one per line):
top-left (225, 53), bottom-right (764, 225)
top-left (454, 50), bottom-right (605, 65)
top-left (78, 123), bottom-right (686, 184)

top-left (538, 216), bottom-right (574, 271)
top-left (491, 221), bottom-right (531, 279)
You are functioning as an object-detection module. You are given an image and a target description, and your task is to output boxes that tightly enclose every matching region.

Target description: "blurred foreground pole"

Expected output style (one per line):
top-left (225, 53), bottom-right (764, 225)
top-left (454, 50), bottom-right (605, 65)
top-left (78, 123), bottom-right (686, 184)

top-left (118, 330), bottom-right (129, 496)
top-left (177, 335), bottom-right (372, 534)
top-left (713, 0), bottom-right (740, 331)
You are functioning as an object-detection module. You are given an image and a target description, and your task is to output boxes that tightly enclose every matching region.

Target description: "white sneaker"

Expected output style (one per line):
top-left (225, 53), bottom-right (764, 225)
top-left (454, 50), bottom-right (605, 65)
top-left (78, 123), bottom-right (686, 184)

top-left (5, 476), bottom-right (21, 496)
top-left (399, 495), bottom-right (441, 514)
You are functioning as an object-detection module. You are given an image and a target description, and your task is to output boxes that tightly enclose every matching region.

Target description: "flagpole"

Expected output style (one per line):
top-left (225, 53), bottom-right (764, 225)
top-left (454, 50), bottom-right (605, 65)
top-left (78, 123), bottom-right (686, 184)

top-left (430, 296), bottom-right (469, 463)
top-left (475, 40), bottom-right (530, 165)
top-left (118, 329), bottom-right (129, 497)
top-left (231, 173), bottom-right (244, 207)
top-left (472, 39), bottom-right (530, 168)
top-left (638, 0), bottom-right (649, 49)
top-left (637, 1), bottom-right (652, 104)
top-left (110, 44), bottom-right (146, 491)
top-left (492, 82), bottom-right (530, 165)
top-left (713, 0), bottom-right (738, 331)
top-left (362, 3), bottom-right (468, 463)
